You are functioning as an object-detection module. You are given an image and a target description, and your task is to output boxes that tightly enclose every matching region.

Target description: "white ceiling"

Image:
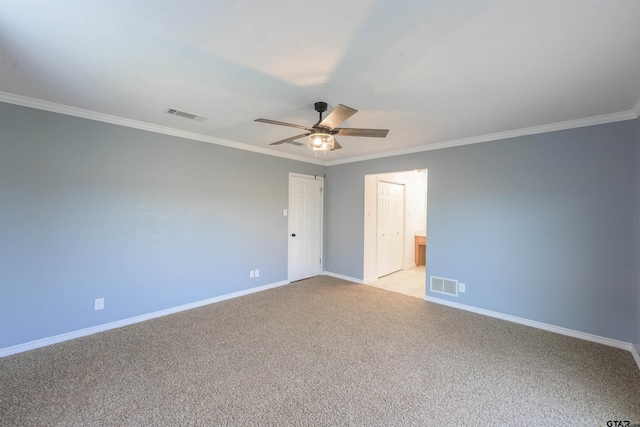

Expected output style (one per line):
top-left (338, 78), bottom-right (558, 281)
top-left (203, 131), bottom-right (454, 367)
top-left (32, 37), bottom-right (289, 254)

top-left (1, 0), bottom-right (640, 165)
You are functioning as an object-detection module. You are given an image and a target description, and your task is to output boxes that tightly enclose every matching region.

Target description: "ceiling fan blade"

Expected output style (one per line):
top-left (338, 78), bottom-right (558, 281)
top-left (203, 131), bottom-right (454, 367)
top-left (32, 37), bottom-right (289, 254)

top-left (334, 128), bottom-right (389, 138)
top-left (319, 104), bottom-right (358, 129)
top-left (255, 118), bottom-right (311, 131)
top-left (331, 140), bottom-right (342, 151)
top-left (268, 133), bottom-right (310, 145)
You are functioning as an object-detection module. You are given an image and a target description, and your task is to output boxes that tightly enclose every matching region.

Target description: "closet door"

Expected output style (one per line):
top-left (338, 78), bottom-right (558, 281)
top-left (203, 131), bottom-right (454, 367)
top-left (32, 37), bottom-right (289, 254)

top-left (389, 183), bottom-right (404, 273)
top-left (377, 181), bottom-right (404, 277)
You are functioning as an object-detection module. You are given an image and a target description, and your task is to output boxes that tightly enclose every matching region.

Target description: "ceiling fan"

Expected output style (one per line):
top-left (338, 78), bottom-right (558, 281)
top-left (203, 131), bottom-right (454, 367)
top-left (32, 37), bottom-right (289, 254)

top-left (255, 102), bottom-right (389, 151)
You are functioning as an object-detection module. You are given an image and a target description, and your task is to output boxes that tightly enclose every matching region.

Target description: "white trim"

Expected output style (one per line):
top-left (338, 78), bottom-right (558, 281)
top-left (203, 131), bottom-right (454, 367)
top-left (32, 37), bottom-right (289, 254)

top-left (424, 295), bottom-right (633, 352)
top-left (632, 345), bottom-right (640, 371)
top-left (326, 110), bottom-right (637, 166)
top-left (0, 92), bottom-right (325, 166)
top-left (0, 280), bottom-right (289, 358)
top-left (322, 271), bottom-right (364, 284)
top-left (363, 276), bottom-right (378, 285)
top-left (3, 91), bottom-right (639, 168)
top-left (631, 95), bottom-right (640, 118)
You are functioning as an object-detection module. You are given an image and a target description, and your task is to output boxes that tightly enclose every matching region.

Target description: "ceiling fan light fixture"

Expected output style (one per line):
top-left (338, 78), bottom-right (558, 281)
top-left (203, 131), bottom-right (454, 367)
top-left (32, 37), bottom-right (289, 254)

top-left (257, 101), bottom-right (388, 152)
top-left (307, 132), bottom-right (334, 151)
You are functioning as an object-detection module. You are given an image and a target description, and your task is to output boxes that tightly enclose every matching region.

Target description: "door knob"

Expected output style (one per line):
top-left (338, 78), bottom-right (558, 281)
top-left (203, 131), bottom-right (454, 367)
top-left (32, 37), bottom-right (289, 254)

top-left (291, 233), bottom-right (296, 237)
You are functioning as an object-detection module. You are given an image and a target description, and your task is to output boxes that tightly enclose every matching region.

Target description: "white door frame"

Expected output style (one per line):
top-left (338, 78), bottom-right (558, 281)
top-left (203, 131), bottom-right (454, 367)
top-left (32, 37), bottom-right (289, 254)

top-left (288, 172), bottom-right (324, 282)
top-left (363, 170), bottom-right (428, 284)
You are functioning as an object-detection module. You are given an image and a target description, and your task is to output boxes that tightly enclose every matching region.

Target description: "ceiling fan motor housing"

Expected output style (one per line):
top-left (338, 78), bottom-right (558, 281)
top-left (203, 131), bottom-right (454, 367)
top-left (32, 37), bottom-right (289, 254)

top-left (314, 102), bottom-right (328, 113)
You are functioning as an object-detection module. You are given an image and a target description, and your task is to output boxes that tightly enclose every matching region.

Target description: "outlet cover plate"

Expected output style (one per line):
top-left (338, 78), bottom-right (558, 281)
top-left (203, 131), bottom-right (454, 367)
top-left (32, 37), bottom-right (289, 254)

top-left (95, 298), bottom-right (104, 310)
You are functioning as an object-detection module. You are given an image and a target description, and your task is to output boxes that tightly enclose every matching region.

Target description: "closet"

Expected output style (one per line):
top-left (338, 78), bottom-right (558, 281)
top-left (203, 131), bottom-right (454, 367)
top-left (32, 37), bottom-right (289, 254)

top-left (377, 181), bottom-right (405, 277)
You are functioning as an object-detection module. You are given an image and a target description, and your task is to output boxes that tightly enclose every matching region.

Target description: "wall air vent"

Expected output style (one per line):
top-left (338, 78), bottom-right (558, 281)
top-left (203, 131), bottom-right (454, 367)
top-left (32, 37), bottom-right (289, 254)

top-left (430, 276), bottom-right (458, 297)
top-left (166, 108), bottom-right (207, 122)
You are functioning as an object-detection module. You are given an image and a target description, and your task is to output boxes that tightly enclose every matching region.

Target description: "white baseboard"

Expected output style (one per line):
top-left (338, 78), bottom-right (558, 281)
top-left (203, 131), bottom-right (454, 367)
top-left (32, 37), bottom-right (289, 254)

top-left (632, 345), bottom-right (640, 371)
top-left (5, 280), bottom-right (637, 373)
top-left (0, 280), bottom-right (289, 358)
top-left (424, 295), bottom-right (634, 353)
top-left (322, 271), bottom-right (364, 284)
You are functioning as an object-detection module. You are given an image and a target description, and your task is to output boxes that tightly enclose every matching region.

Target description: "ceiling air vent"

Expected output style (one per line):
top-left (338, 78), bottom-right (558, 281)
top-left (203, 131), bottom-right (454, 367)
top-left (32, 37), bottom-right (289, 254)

top-left (430, 276), bottom-right (458, 297)
top-left (166, 108), bottom-right (207, 122)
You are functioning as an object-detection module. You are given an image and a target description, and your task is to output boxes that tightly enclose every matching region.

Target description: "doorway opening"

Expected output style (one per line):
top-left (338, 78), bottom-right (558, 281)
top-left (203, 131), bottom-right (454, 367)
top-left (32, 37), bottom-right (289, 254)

top-left (363, 169), bottom-right (428, 298)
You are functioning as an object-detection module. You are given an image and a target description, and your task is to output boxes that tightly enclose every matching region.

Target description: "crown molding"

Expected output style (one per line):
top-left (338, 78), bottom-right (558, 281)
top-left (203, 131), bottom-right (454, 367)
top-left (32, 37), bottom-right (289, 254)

top-left (3, 91), bottom-right (638, 169)
top-left (326, 108), bottom-right (638, 166)
top-left (0, 92), bottom-right (325, 166)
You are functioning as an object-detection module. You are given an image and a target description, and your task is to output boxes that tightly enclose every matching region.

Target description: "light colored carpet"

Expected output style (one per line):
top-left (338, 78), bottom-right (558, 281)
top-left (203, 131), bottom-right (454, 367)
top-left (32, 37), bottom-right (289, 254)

top-left (1, 275), bottom-right (639, 426)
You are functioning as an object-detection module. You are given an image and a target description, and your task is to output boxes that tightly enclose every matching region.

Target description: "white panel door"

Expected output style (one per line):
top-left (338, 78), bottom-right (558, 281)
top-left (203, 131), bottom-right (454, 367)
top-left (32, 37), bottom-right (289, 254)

top-left (377, 181), bottom-right (404, 277)
top-left (289, 174), bottom-right (323, 282)
top-left (377, 182), bottom-right (391, 277)
top-left (389, 184), bottom-right (404, 273)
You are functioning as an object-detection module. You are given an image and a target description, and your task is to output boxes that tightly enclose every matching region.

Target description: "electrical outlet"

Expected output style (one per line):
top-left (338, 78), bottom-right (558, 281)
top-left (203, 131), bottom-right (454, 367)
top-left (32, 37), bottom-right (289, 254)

top-left (94, 298), bottom-right (104, 310)
top-left (255, 269), bottom-right (260, 277)
top-left (459, 283), bottom-right (466, 293)
top-left (250, 270), bottom-right (254, 278)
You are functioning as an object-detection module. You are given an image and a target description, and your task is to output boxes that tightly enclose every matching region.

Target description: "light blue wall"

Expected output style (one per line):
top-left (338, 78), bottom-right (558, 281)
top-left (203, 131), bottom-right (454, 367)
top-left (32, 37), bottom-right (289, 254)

top-left (326, 121), bottom-right (637, 342)
top-left (634, 115), bottom-right (640, 355)
top-left (2, 101), bottom-right (638, 350)
top-left (0, 103), bottom-right (324, 349)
